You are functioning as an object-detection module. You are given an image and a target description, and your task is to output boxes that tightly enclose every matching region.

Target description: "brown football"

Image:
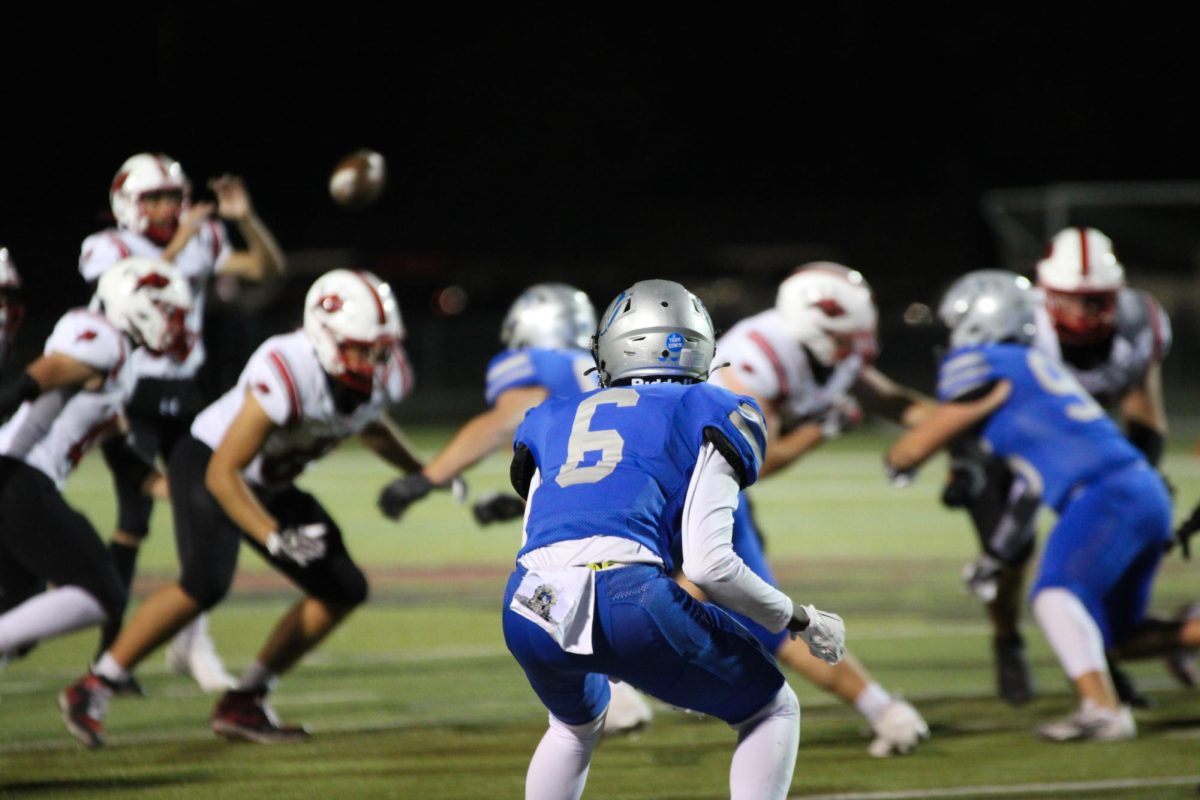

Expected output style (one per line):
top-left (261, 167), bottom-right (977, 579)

top-left (329, 149), bottom-right (387, 209)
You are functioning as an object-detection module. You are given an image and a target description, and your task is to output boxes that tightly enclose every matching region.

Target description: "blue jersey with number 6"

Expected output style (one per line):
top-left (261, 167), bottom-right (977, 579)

top-left (937, 343), bottom-right (1142, 511)
top-left (513, 382), bottom-right (767, 571)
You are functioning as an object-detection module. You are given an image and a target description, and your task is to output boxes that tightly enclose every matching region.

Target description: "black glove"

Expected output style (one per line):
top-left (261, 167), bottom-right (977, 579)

top-left (265, 524), bottom-right (328, 566)
top-left (379, 473), bottom-right (434, 521)
top-left (1175, 500), bottom-right (1200, 559)
top-left (472, 492), bottom-right (526, 526)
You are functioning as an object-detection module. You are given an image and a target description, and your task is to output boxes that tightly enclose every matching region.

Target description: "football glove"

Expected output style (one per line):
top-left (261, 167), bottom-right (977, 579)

top-left (379, 473), bottom-right (434, 521)
top-left (472, 492), bottom-right (526, 526)
top-left (941, 455), bottom-right (987, 508)
top-left (790, 604), bottom-right (846, 665)
top-left (884, 459), bottom-right (916, 488)
top-left (961, 553), bottom-right (1003, 603)
top-left (266, 524), bottom-right (328, 567)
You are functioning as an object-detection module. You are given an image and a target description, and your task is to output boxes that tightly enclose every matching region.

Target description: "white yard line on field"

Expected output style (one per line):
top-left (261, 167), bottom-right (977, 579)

top-left (794, 775), bottom-right (1200, 800)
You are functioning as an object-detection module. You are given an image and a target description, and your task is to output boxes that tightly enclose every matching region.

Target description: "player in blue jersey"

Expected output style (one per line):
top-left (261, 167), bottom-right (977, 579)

top-left (886, 270), bottom-right (1176, 741)
top-left (378, 283), bottom-right (597, 525)
top-left (377, 284), bottom-right (653, 734)
top-left (502, 279), bottom-right (845, 800)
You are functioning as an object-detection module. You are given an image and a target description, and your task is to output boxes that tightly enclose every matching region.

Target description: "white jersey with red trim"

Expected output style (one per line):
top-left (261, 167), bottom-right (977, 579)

top-left (710, 309), bottom-right (862, 428)
top-left (78, 225), bottom-right (231, 379)
top-left (1033, 287), bottom-right (1172, 408)
top-left (191, 330), bottom-right (408, 487)
top-left (0, 310), bottom-right (131, 488)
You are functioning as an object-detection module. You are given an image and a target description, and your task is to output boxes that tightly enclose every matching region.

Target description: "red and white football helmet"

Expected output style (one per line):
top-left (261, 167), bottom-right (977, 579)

top-left (303, 269), bottom-right (401, 394)
top-left (94, 257), bottom-right (193, 359)
top-left (1036, 227), bottom-right (1125, 346)
top-left (775, 262), bottom-right (879, 367)
top-left (110, 153), bottom-right (190, 244)
top-left (0, 247), bottom-right (23, 362)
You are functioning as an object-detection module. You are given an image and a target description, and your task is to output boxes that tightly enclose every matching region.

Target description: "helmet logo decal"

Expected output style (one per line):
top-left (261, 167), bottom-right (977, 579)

top-left (317, 294), bottom-right (344, 313)
top-left (659, 332), bottom-right (685, 363)
top-left (811, 298), bottom-right (847, 317)
top-left (76, 330), bottom-right (98, 342)
top-left (135, 272), bottom-right (171, 290)
top-left (254, 381), bottom-right (271, 395)
top-left (599, 291), bottom-right (626, 336)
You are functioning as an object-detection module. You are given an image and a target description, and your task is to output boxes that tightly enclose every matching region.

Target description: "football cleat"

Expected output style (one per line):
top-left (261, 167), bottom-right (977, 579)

top-left (166, 615), bottom-right (236, 693)
top-left (59, 673), bottom-right (115, 748)
top-left (1109, 661), bottom-right (1153, 709)
top-left (1165, 602), bottom-right (1200, 689)
top-left (994, 635), bottom-right (1035, 706)
top-left (1035, 701), bottom-right (1135, 742)
top-left (602, 680), bottom-right (653, 737)
top-left (867, 698), bottom-right (930, 757)
top-left (211, 689), bottom-right (311, 744)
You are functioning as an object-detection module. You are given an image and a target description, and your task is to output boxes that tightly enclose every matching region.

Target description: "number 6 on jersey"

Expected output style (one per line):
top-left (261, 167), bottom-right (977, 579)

top-left (555, 388), bottom-right (639, 487)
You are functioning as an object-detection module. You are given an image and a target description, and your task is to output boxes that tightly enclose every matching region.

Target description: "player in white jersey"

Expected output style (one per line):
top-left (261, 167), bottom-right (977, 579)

top-left (80, 153), bottom-right (287, 693)
top-left (0, 247), bottom-right (23, 367)
top-left (698, 263), bottom-right (935, 757)
top-left (945, 228), bottom-right (1173, 707)
top-left (60, 270), bottom-right (424, 748)
top-left (0, 258), bottom-right (191, 689)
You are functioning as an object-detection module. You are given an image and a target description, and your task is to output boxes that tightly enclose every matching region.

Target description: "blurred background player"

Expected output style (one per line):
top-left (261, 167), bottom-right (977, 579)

top-left (887, 269), bottom-right (1191, 741)
top-left (0, 247), bottom-right (23, 367)
top-left (943, 227), bottom-right (1171, 706)
top-left (0, 259), bottom-right (191, 694)
top-left (692, 262), bottom-right (932, 757)
top-left (502, 278), bottom-right (844, 800)
top-left (377, 283), bottom-right (654, 734)
top-left (79, 152), bottom-right (287, 693)
top-left (60, 270), bottom-right (422, 748)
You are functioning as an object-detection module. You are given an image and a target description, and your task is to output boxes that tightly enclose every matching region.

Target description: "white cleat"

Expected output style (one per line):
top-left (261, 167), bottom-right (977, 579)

top-left (166, 615), bottom-right (235, 693)
top-left (1036, 700), bottom-right (1135, 742)
top-left (603, 679), bottom-right (653, 736)
top-left (868, 698), bottom-right (930, 757)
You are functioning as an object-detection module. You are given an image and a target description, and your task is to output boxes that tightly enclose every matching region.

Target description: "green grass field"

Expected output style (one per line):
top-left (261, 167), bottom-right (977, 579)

top-left (2, 428), bottom-right (1199, 799)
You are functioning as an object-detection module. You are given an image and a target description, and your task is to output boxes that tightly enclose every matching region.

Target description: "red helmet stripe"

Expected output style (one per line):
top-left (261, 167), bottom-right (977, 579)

top-left (1078, 228), bottom-right (1090, 277)
top-left (105, 233), bottom-right (131, 259)
top-left (352, 271), bottom-right (386, 324)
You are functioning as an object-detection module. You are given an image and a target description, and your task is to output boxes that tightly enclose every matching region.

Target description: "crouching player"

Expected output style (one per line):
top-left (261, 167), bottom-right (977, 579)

top-left (0, 258), bottom-right (191, 677)
top-left (502, 279), bottom-right (845, 799)
top-left (887, 270), bottom-right (1179, 741)
top-left (61, 269), bottom-right (421, 747)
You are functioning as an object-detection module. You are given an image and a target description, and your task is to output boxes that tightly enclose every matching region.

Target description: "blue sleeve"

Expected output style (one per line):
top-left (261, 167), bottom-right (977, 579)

top-left (485, 349), bottom-right (538, 406)
top-left (684, 383), bottom-right (767, 488)
top-left (937, 347), bottom-right (1000, 402)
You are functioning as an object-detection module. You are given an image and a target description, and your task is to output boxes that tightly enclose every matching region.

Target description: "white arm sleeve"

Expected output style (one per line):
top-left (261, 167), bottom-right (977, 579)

top-left (681, 441), bottom-right (794, 633)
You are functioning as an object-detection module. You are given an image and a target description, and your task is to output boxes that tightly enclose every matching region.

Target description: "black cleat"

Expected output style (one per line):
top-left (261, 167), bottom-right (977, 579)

top-left (211, 689), bottom-right (311, 744)
top-left (1110, 663), bottom-right (1154, 709)
top-left (994, 635), bottom-right (1034, 705)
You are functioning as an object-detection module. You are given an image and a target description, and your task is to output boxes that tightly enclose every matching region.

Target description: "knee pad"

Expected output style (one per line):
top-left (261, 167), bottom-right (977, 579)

top-left (179, 571), bottom-right (233, 611)
top-left (314, 559), bottom-right (369, 608)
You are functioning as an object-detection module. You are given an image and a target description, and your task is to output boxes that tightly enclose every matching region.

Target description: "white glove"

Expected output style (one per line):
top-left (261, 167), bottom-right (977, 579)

top-left (792, 604), bottom-right (846, 665)
top-left (961, 553), bottom-right (1003, 603)
top-left (266, 523), bottom-right (328, 567)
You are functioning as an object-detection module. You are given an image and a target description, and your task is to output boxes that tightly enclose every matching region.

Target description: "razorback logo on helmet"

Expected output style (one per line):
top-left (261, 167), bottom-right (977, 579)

top-left (76, 330), bottom-right (98, 342)
top-left (317, 294), bottom-right (344, 313)
top-left (255, 381), bottom-right (271, 395)
top-left (811, 298), bottom-right (847, 318)
top-left (135, 272), bottom-right (172, 290)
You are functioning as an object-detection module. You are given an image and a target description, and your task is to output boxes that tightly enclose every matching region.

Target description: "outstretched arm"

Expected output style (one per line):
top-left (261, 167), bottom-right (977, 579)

top-left (886, 381), bottom-right (1011, 474)
top-left (210, 176), bottom-right (287, 281)
top-left (0, 351), bottom-right (103, 421)
top-left (421, 385), bottom-right (548, 485)
top-left (360, 415), bottom-right (425, 474)
top-left (855, 365), bottom-right (938, 428)
top-left (205, 390), bottom-right (278, 545)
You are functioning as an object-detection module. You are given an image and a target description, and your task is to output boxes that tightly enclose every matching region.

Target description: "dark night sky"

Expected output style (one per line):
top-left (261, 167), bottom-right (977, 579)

top-left (4, 8), bottom-right (1199, 403)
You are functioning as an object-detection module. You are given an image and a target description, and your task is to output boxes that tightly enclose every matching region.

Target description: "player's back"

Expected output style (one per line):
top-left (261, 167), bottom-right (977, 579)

top-left (515, 381), bottom-right (764, 571)
top-left (485, 346), bottom-right (596, 405)
top-left (939, 343), bottom-right (1142, 510)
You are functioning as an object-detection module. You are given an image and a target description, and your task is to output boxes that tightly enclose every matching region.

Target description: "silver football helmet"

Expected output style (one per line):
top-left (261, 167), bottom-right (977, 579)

top-left (501, 283), bottom-right (596, 350)
top-left (938, 270), bottom-right (1037, 349)
top-left (592, 279), bottom-right (715, 386)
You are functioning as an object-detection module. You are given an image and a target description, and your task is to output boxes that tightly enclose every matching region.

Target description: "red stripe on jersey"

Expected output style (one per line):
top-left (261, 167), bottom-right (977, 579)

top-left (268, 351), bottom-right (301, 424)
top-left (208, 220), bottom-right (222, 263)
top-left (352, 271), bottom-right (387, 324)
top-left (747, 331), bottom-right (789, 399)
top-left (105, 233), bottom-right (131, 259)
top-left (1078, 229), bottom-right (1090, 276)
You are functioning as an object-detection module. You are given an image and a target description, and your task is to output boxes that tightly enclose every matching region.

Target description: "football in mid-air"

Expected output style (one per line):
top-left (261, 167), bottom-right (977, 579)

top-left (329, 149), bottom-right (387, 209)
